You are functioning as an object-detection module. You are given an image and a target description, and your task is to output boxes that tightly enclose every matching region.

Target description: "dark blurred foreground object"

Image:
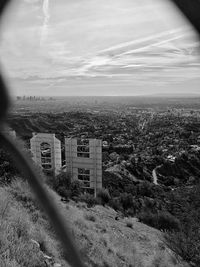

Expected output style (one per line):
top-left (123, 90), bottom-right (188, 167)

top-left (170, 0), bottom-right (200, 35)
top-left (0, 1), bottom-right (86, 266)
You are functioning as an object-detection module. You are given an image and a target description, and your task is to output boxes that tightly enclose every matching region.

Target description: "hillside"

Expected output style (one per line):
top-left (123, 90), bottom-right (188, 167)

top-left (61, 202), bottom-right (188, 267)
top-left (0, 178), bottom-right (188, 267)
top-left (7, 108), bottom-right (200, 189)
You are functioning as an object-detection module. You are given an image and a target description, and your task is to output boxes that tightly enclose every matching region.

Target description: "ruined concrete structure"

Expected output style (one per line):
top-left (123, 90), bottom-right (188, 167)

top-left (65, 138), bottom-right (102, 196)
top-left (30, 133), bottom-right (61, 175)
top-left (30, 133), bottom-right (102, 195)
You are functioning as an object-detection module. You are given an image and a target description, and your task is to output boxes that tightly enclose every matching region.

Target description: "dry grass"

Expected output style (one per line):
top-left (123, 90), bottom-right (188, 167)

top-left (59, 203), bottom-right (188, 267)
top-left (0, 188), bottom-right (46, 266)
top-left (0, 180), bottom-right (68, 267)
top-left (0, 178), bottom-right (189, 267)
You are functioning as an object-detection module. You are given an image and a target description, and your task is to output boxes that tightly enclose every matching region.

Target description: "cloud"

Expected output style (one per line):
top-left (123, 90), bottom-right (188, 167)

top-left (98, 27), bottom-right (187, 54)
top-left (40, 0), bottom-right (50, 45)
top-left (1, 0), bottom-right (200, 95)
top-left (24, 0), bottom-right (40, 3)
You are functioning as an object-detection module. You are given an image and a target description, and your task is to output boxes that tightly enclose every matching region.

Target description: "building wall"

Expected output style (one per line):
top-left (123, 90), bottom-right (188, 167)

top-left (30, 133), bottom-right (61, 175)
top-left (65, 138), bottom-right (102, 195)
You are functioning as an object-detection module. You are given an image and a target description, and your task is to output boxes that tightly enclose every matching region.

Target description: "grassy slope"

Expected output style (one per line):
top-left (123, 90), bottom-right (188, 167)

top-left (62, 203), bottom-right (189, 267)
top-left (0, 180), bottom-right (67, 267)
top-left (0, 179), bottom-right (189, 267)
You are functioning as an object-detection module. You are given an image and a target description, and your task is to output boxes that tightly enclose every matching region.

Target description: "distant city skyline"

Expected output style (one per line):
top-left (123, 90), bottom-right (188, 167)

top-left (1, 0), bottom-right (200, 96)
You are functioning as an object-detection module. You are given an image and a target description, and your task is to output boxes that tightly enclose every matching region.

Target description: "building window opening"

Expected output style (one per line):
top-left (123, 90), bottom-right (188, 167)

top-left (78, 168), bottom-right (90, 188)
top-left (77, 139), bottom-right (90, 158)
top-left (40, 142), bottom-right (52, 170)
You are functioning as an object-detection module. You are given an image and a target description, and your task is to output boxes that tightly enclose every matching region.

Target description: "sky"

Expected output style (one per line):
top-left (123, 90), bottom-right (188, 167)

top-left (0, 0), bottom-right (200, 96)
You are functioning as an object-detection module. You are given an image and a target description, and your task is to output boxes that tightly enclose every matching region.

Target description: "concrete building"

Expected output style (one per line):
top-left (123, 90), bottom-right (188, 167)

top-left (30, 133), bottom-right (61, 175)
top-left (65, 138), bottom-right (102, 196)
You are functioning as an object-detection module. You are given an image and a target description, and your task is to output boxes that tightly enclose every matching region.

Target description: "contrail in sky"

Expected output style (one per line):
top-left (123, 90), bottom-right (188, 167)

top-left (119, 34), bottom-right (188, 55)
top-left (40, 0), bottom-right (50, 45)
top-left (98, 27), bottom-right (189, 55)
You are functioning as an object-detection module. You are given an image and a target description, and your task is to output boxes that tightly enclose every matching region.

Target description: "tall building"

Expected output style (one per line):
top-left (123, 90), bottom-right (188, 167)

top-left (30, 133), bottom-right (61, 175)
top-left (65, 138), bottom-right (102, 196)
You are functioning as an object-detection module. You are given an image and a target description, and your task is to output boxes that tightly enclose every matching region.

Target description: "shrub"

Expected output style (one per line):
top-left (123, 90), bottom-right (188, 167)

top-left (57, 186), bottom-right (71, 200)
top-left (120, 193), bottom-right (133, 211)
top-left (70, 180), bottom-right (82, 198)
top-left (49, 170), bottom-right (83, 200)
top-left (138, 211), bottom-right (180, 232)
top-left (0, 148), bottom-right (19, 183)
top-left (97, 189), bottom-right (110, 206)
top-left (80, 193), bottom-right (98, 208)
top-left (136, 181), bottom-right (155, 198)
top-left (102, 171), bottom-right (135, 197)
top-left (126, 208), bottom-right (136, 217)
top-left (166, 228), bottom-right (200, 266)
top-left (50, 171), bottom-right (71, 191)
top-left (109, 197), bottom-right (121, 211)
top-left (162, 184), bottom-right (200, 266)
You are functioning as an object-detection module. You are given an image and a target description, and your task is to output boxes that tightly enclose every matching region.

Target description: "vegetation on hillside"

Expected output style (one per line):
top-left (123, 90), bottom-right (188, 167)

top-left (0, 178), bottom-right (188, 267)
top-left (3, 98), bottom-right (200, 267)
top-left (47, 166), bottom-right (200, 266)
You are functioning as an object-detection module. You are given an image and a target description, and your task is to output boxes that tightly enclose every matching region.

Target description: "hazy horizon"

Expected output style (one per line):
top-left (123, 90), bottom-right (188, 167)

top-left (13, 93), bottom-right (200, 98)
top-left (1, 0), bottom-right (200, 96)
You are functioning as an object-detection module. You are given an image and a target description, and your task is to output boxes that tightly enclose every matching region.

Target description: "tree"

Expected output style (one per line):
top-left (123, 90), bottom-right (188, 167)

top-left (97, 189), bottom-right (110, 206)
top-left (51, 171), bottom-right (71, 191)
top-left (70, 180), bottom-right (82, 198)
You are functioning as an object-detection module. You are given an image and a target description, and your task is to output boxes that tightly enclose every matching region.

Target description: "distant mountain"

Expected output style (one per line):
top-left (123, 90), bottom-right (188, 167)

top-left (144, 93), bottom-right (200, 98)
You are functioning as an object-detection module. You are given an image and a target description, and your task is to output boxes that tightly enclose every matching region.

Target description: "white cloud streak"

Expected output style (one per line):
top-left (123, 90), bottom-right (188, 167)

top-left (98, 27), bottom-right (188, 54)
top-left (120, 34), bottom-right (188, 55)
top-left (40, 0), bottom-right (50, 45)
